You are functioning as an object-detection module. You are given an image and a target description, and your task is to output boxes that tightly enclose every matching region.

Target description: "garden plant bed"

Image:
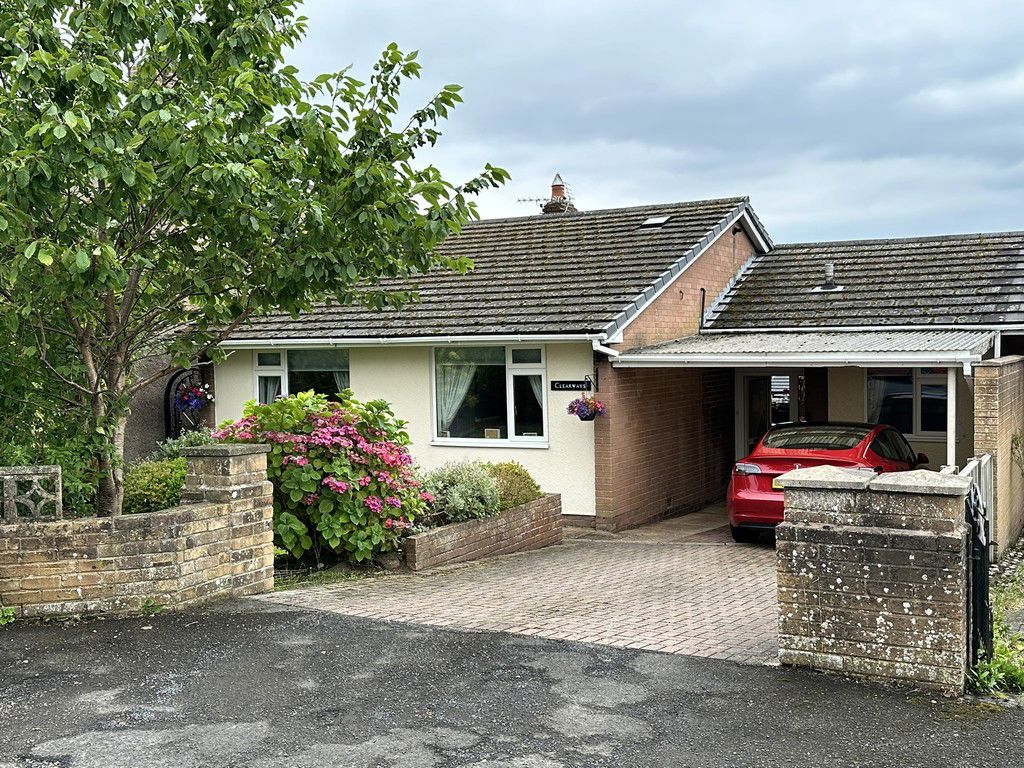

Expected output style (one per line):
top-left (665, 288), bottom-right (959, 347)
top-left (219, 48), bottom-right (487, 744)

top-left (403, 494), bottom-right (562, 571)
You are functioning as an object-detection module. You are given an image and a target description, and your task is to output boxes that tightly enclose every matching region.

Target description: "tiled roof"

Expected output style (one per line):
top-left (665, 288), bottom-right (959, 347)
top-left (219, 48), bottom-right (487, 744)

top-left (231, 197), bottom-right (765, 341)
top-left (620, 329), bottom-right (994, 358)
top-left (706, 231), bottom-right (1024, 329)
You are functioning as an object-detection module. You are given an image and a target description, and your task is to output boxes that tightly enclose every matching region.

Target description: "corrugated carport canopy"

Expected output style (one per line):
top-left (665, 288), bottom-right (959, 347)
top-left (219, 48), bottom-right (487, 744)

top-left (613, 330), bottom-right (995, 373)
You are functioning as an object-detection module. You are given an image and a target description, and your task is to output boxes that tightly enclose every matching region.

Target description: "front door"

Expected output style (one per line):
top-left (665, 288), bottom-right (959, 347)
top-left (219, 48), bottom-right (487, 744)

top-left (736, 371), bottom-right (806, 457)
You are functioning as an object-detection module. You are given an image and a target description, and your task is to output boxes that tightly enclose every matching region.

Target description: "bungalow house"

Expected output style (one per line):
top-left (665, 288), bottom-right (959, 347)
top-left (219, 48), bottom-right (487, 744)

top-left (206, 178), bottom-right (1024, 557)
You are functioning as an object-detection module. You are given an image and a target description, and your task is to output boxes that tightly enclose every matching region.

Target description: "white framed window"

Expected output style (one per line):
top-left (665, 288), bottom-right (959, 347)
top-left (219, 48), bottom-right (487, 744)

top-left (865, 367), bottom-right (947, 438)
top-left (252, 349), bottom-right (350, 403)
top-left (432, 345), bottom-right (547, 447)
top-left (254, 352), bottom-right (285, 405)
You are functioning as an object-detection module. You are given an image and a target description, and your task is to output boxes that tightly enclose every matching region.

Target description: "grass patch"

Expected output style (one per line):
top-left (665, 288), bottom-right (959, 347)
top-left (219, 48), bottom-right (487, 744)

top-left (970, 562), bottom-right (1024, 695)
top-left (273, 564), bottom-right (378, 592)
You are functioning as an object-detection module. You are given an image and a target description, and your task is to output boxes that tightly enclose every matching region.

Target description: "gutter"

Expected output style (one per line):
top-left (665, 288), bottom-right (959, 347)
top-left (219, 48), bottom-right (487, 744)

top-left (592, 341), bottom-right (620, 357)
top-left (219, 333), bottom-right (610, 349)
top-left (700, 323), bottom-right (1024, 334)
top-left (612, 349), bottom-right (985, 375)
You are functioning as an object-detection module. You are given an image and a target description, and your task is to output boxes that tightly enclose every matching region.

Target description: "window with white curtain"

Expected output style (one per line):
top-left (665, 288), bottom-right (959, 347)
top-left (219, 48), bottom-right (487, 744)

top-left (254, 349), bottom-right (350, 403)
top-left (255, 352), bottom-right (284, 405)
top-left (434, 346), bottom-right (546, 443)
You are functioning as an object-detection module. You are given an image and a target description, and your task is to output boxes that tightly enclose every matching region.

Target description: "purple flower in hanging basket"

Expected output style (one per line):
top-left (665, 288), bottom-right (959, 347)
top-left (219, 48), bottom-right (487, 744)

top-left (175, 382), bottom-right (215, 412)
top-left (566, 395), bottom-right (606, 421)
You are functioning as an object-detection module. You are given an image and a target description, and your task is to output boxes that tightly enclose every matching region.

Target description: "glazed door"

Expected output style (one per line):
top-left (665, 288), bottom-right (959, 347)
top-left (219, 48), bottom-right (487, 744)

top-left (737, 372), bottom-right (806, 457)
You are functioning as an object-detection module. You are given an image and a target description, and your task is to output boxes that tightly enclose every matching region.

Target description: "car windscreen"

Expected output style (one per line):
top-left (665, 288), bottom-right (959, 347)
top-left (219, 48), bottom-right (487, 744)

top-left (762, 425), bottom-right (870, 451)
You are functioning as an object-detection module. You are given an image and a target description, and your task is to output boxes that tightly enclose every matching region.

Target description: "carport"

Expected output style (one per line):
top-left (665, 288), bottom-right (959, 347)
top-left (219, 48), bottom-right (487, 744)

top-left (611, 328), bottom-right (995, 470)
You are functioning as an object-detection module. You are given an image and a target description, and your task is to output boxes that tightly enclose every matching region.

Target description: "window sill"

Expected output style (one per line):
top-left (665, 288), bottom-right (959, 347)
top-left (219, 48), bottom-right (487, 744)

top-left (431, 438), bottom-right (549, 450)
top-left (903, 434), bottom-right (948, 443)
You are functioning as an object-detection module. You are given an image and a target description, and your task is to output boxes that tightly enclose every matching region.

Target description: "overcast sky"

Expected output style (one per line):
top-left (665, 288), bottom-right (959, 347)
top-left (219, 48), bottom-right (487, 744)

top-left (291, 1), bottom-right (1024, 243)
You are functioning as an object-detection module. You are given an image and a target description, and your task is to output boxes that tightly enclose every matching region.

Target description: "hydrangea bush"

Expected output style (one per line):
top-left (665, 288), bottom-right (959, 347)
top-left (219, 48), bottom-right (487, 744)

top-left (214, 391), bottom-right (429, 564)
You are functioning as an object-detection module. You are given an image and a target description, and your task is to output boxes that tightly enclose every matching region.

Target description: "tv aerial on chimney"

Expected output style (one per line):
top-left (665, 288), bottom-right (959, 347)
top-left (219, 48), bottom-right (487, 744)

top-left (517, 173), bottom-right (578, 213)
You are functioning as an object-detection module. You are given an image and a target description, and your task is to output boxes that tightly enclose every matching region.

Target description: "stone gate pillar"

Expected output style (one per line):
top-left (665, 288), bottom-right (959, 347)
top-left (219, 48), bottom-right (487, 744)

top-left (776, 466), bottom-right (971, 696)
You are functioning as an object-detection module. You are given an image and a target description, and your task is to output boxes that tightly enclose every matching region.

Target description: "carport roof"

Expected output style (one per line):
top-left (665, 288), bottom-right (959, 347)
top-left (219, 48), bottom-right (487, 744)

top-left (613, 329), bottom-right (994, 371)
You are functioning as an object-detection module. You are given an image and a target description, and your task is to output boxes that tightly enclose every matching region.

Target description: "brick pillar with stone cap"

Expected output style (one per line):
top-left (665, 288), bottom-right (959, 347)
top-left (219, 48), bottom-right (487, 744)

top-left (180, 443), bottom-right (273, 504)
top-left (776, 465), bottom-right (971, 696)
top-left (179, 443), bottom-right (275, 596)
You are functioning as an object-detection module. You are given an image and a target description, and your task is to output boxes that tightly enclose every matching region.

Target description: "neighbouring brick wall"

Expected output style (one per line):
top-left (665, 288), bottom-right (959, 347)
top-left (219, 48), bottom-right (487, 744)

top-left (973, 356), bottom-right (1024, 558)
top-left (619, 228), bottom-right (756, 349)
top-left (777, 466), bottom-right (970, 696)
top-left (594, 363), bottom-right (734, 531)
top-left (0, 444), bottom-right (274, 618)
top-left (404, 494), bottom-right (562, 571)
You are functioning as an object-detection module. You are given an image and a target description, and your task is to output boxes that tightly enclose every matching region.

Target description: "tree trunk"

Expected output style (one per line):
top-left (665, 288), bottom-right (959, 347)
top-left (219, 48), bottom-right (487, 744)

top-left (95, 414), bottom-right (127, 517)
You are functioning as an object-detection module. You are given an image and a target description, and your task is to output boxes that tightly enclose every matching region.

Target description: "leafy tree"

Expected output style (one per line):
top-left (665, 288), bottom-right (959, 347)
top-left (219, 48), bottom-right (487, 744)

top-left (0, 0), bottom-right (507, 514)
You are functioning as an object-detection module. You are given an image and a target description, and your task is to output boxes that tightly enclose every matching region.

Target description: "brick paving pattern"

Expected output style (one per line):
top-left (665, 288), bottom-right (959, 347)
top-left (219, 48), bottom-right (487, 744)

top-left (261, 508), bottom-right (779, 665)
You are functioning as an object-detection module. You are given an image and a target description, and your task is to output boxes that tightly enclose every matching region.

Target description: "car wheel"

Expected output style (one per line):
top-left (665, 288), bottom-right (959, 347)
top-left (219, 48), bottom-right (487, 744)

top-left (730, 524), bottom-right (758, 543)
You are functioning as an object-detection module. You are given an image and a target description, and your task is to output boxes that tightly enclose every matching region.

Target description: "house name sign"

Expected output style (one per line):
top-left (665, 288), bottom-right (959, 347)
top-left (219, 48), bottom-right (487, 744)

top-left (551, 380), bottom-right (592, 392)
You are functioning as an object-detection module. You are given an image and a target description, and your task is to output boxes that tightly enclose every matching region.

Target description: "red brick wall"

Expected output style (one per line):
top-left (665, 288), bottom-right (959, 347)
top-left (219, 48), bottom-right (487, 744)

top-left (619, 228), bottom-right (756, 349)
top-left (594, 363), bottom-right (734, 531)
top-left (404, 494), bottom-right (562, 571)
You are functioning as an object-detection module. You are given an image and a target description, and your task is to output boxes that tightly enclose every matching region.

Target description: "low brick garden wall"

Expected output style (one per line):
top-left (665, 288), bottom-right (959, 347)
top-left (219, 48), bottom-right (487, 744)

top-left (0, 445), bottom-right (274, 619)
top-left (404, 494), bottom-right (563, 572)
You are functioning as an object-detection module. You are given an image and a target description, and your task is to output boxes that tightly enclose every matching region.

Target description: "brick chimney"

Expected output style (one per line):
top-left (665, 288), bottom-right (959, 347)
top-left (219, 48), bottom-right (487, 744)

top-left (542, 173), bottom-right (577, 214)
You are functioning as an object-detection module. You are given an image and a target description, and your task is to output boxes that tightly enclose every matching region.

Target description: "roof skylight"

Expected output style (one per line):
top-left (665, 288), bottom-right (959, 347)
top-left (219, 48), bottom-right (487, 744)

top-left (640, 215), bottom-right (671, 228)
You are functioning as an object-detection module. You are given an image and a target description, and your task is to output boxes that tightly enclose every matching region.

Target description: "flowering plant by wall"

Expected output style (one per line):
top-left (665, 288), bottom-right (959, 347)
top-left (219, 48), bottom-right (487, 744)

top-left (214, 391), bottom-right (427, 564)
top-left (566, 395), bottom-right (606, 421)
top-left (175, 382), bottom-right (215, 412)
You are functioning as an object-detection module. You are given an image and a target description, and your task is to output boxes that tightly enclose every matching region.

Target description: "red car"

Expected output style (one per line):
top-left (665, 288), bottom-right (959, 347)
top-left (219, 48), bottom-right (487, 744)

top-left (727, 422), bottom-right (927, 542)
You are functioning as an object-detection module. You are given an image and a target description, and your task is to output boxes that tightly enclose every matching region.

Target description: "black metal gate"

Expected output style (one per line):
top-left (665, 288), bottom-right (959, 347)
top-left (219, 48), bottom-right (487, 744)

top-left (163, 368), bottom-right (206, 439)
top-left (966, 483), bottom-right (994, 666)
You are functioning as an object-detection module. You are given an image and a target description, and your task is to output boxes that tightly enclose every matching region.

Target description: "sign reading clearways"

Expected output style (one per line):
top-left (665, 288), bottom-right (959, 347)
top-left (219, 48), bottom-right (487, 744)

top-left (550, 380), bottom-right (592, 392)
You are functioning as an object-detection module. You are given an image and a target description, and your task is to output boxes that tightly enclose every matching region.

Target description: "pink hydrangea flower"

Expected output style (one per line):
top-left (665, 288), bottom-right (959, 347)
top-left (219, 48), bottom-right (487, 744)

top-left (322, 476), bottom-right (349, 493)
top-left (384, 496), bottom-right (402, 509)
top-left (358, 475), bottom-right (372, 488)
top-left (419, 491), bottom-right (435, 504)
top-left (302, 493), bottom-right (319, 505)
top-left (364, 495), bottom-right (384, 514)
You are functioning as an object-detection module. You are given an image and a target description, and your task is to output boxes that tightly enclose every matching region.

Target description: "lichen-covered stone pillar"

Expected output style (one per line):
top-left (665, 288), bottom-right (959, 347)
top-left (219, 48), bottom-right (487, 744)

top-left (180, 443), bottom-right (272, 504)
top-left (776, 466), bottom-right (971, 696)
top-left (180, 443), bottom-right (275, 597)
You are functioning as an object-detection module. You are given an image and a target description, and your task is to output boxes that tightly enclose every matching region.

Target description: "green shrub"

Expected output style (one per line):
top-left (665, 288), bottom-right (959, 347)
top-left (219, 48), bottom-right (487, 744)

top-left (421, 461), bottom-right (500, 527)
top-left (486, 461), bottom-right (542, 510)
top-left (123, 458), bottom-right (187, 515)
top-left (149, 428), bottom-right (214, 461)
top-left (215, 391), bottom-right (427, 564)
top-left (0, 422), bottom-right (101, 517)
top-left (970, 618), bottom-right (1024, 694)
top-left (0, 603), bottom-right (14, 627)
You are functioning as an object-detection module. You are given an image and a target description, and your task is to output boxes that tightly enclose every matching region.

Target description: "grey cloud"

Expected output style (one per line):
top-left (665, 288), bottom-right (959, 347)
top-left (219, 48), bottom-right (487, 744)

top-left (292, 0), bottom-right (1024, 240)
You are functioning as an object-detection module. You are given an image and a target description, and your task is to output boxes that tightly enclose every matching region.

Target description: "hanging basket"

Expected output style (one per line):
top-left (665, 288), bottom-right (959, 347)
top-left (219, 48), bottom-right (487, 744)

top-left (566, 395), bottom-right (606, 421)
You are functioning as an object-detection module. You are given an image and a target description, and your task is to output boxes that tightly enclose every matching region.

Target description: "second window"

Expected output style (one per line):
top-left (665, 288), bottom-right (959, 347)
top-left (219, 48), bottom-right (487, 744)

top-left (434, 346), bottom-right (546, 442)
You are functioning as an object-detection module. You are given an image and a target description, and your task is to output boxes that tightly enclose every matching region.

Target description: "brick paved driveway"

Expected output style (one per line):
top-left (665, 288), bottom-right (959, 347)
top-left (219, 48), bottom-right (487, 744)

top-left (260, 506), bottom-right (779, 665)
